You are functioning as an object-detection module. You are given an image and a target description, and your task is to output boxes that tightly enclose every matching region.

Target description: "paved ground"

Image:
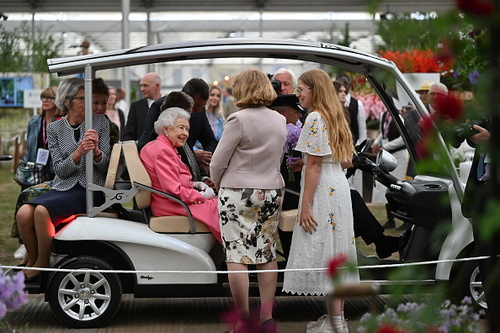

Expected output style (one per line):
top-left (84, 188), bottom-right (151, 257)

top-left (4, 294), bottom-right (386, 332)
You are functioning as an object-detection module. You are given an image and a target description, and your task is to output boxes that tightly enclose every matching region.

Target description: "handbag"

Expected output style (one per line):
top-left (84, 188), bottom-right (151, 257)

top-left (14, 161), bottom-right (44, 187)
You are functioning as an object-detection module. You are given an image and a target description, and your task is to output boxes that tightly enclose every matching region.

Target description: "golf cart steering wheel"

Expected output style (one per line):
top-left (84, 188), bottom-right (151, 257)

top-left (345, 138), bottom-right (371, 179)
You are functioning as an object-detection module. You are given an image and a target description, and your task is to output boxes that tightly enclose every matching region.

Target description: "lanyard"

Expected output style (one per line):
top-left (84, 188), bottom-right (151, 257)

top-left (42, 117), bottom-right (48, 148)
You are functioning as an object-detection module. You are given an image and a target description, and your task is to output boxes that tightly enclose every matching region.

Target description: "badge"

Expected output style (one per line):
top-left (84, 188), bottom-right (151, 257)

top-left (36, 148), bottom-right (50, 166)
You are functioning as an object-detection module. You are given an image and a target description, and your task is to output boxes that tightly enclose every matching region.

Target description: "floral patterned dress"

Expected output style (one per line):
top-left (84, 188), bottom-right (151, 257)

top-left (283, 111), bottom-right (359, 296)
top-left (218, 188), bottom-right (283, 264)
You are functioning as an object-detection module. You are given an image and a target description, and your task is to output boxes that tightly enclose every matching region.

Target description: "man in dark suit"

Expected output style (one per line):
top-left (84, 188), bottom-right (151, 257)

top-left (122, 72), bottom-right (162, 142)
top-left (462, 124), bottom-right (500, 331)
top-left (138, 78), bottom-right (217, 184)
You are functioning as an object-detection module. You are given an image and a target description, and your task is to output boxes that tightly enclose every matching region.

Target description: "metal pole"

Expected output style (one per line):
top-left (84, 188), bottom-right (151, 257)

top-left (30, 11), bottom-right (35, 72)
top-left (147, 11), bottom-right (154, 73)
top-left (84, 65), bottom-right (94, 215)
top-left (122, 0), bottom-right (131, 116)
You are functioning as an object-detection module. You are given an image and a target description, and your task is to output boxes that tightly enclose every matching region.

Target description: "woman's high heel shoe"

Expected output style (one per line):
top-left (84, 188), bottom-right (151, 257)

top-left (23, 273), bottom-right (41, 285)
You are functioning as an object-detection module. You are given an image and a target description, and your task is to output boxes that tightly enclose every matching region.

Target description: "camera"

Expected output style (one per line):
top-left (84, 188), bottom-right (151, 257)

top-left (453, 118), bottom-right (486, 142)
top-left (266, 73), bottom-right (282, 94)
top-left (271, 79), bottom-right (282, 94)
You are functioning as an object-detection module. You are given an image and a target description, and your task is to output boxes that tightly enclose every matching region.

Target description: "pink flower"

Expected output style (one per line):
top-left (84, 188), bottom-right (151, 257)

top-left (352, 92), bottom-right (386, 121)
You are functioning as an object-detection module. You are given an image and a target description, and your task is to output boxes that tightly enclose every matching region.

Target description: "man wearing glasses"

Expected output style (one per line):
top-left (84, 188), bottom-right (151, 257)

top-left (428, 82), bottom-right (449, 114)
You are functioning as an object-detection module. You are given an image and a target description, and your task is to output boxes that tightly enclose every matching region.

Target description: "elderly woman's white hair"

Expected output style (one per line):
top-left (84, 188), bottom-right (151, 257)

top-left (154, 107), bottom-right (191, 135)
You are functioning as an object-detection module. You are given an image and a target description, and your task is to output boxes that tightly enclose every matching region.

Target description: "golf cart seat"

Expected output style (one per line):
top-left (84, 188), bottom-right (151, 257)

top-left (279, 209), bottom-right (297, 232)
top-left (121, 140), bottom-right (211, 235)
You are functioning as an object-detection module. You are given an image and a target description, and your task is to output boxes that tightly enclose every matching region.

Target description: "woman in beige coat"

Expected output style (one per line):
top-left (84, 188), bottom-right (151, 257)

top-left (211, 69), bottom-right (287, 333)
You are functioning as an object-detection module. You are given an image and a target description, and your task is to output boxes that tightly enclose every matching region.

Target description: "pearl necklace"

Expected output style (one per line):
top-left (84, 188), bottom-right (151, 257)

top-left (65, 116), bottom-right (83, 130)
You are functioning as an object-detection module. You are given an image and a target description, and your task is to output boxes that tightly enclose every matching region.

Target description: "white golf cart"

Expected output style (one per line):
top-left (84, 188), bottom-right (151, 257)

top-left (19, 39), bottom-right (482, 327)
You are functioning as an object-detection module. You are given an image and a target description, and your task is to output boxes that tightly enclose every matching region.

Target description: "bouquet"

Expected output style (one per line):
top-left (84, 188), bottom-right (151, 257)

top-left (284, 121), bottom-right (302, 182)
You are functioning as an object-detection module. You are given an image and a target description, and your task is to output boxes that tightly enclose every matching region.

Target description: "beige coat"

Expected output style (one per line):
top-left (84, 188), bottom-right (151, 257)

top-left (210, 106), bottom-right (287, 189)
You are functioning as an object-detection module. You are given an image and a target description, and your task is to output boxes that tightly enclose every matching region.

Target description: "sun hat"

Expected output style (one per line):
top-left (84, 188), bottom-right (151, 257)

top-left (416, 80), bottom-right (435, 93)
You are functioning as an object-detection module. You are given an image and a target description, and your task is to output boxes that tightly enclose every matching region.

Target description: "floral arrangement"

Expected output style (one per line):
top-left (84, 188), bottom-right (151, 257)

top-left (347, 73), bottom-right (387, 128)
top-left (0, 267), bottom-right (28, 320)
top-left (439, 27), bottom-right (488, 92)
top-left (356, 297), bottom-right (485, 333)
top-left (378, 49), bottom-right (454, 74)
top-left (284, 120), bottom-right (302, 182)
top-left (352, 93), bottom-right (387, 129)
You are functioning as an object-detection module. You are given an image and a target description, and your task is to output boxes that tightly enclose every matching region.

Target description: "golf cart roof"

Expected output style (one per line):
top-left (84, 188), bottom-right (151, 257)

top-left (47, 38), bottom-right (395, 77)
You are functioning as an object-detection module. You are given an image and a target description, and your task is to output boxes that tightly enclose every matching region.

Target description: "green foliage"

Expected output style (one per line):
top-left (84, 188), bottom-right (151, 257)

top-left (31, 31), bottom-right (61, 73)
top-left (0, 163), bottom-right (22, 267)
top-left (440, 13), bottom-right (489, 92)
top-left (0, 22), bottom-right (61, 73)
top-left (338, 23), bottom-right (351, 47)
top-left (0, 24), bottom-right (26, 72)
top-left (376, 13), bottom-right (444, 52)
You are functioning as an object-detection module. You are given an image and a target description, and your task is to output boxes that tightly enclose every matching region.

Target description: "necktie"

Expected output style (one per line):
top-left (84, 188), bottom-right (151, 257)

top-left (182, 145), bottom-right (202, 181)
top-left (477, 154), bottom-right (486, 180)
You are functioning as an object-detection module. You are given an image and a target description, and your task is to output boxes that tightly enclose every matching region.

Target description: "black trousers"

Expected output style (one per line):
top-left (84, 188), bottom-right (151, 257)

top-left (351, 189), bottom-right (384, 245)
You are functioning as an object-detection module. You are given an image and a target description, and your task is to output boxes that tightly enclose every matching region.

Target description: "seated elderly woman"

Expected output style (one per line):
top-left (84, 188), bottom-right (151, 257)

top-left (16, 77), bottom-right (111, 283)
top-left (139, 107), bottom-right (221, 242)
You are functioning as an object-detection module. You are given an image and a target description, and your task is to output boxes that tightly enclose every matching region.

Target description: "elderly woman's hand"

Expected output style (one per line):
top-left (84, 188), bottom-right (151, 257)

top-left (72, 129), bottom-right (100, 163)
top-left (202, 177), bottom-right (216, 190)
top-left (193, 181), bottom-right (216, 198)
top-left (84, 129), bottom-right (100, 156)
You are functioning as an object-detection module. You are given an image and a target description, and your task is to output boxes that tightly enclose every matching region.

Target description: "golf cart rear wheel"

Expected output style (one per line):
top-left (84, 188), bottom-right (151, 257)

top-left (456, 260), bottom-right (487, 310)
top-left (47, 256), bottom-right (122, 328)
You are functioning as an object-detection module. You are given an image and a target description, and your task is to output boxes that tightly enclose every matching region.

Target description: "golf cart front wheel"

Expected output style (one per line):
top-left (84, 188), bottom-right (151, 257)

top-left (47, 256), bottom-right (122, 328)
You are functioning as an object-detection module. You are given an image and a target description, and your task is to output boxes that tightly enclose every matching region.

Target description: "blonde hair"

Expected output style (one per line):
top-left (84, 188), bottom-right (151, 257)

top-left (39, 86), bottom-right (63, 117)
top-left (299, 69), bottom-right (354, 162)
top-left (206, 85), bottom-right (225, 119)
top-left (233, 69), bottom-right (277, 109)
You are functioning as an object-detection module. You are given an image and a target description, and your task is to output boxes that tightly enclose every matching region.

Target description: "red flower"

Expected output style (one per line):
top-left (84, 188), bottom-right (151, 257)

top-left (419, 115), bottom-right (434, 133)
top-left (377, 324), bottom-right (409, 333)
top-left (379, 49), bottom-right (454, 74)
top-left (434, 95), bottom-right (463, 121)
top-left (327, 255), bottom-right (347, 278)
top-left (416, 139), bottom-right (430, 159)
top-left (456, 0), bottom-right (495, 16)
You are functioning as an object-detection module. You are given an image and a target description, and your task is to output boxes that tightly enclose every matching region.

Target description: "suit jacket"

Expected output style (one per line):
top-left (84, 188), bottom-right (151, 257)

top-left (210, 106), bottom-right (287, 189)
top-left (462, 143), bottom-right (493, 219)
top-left (137, 96), bottom-right (165, 149)
top-left (47, 114), bottom-right (110, 191)
top-left (122, 98), bottom-right (149, 141)
top-left (137, 96), bottom-right (218, 153)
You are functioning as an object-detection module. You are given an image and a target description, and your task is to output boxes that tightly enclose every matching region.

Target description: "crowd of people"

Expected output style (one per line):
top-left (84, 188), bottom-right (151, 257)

top-left (14, 67), bottom-right (479, 333)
